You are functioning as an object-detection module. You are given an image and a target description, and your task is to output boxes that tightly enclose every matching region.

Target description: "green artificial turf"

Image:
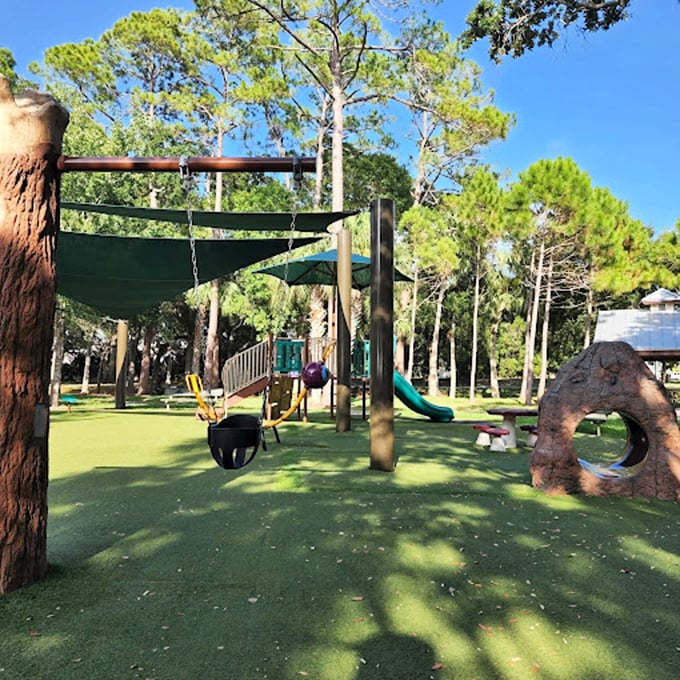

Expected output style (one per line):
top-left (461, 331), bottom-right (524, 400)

top-left (1, 396), bottom-right (679, 679)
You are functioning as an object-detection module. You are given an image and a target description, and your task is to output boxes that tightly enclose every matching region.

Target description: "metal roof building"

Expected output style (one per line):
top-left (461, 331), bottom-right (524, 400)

top-left (594, 289), bottom-right (680, 360)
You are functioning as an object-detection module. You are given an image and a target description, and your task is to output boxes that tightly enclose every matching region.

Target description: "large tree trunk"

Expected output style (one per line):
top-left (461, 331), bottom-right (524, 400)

top-left (0, 78), bottom-right (68, 592)
top-left (136, 323), bottom-right (154, 395)
top-left (204, 280), bottom-right (220, 389)
top-left (191, 304), bottom-right (206, 375)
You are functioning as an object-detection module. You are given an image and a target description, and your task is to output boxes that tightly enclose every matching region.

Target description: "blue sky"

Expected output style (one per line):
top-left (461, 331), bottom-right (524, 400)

top-left (1, 1), bottom-right (678, 233)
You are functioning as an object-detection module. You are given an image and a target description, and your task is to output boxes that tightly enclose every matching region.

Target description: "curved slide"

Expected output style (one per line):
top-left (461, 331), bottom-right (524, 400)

top-left (393, 370), bottom-right (454, 423)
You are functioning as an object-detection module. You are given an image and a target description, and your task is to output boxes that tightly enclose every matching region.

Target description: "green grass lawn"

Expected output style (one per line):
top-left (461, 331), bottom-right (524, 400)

top-left (1, 394), bottom-right (679, 679)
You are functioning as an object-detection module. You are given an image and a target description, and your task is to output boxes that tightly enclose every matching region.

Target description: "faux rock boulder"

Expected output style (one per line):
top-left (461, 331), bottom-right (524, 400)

top-left (530, 341), bottom-right (680, 501)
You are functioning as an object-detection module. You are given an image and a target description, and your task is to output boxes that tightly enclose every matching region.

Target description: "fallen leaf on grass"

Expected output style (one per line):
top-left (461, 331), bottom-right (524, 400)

top-left (431, 662), bottom-right (446, 671)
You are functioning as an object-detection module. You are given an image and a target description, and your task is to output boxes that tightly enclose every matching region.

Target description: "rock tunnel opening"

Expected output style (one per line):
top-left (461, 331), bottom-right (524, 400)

top-left (576, 411), bottom-right (649, 479)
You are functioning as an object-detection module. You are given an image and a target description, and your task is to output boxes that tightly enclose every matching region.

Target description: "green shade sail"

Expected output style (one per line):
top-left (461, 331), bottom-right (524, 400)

top-left (61, 202), bottom-right (358, 232)
top-left (57, 231), bottom-right (322, 318)
top-left (253, 248), bottom-right (412, 290)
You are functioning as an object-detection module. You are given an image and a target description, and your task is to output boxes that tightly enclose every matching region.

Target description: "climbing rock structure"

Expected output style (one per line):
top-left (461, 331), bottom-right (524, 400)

top-left (530, 341), bottom-right (680, 501)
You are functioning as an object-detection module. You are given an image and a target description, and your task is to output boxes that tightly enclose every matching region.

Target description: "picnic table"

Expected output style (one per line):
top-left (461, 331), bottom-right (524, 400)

top-left (486, 407), bottom-right (538, 448)
top-left (162, 388), bottom-right (223, 410)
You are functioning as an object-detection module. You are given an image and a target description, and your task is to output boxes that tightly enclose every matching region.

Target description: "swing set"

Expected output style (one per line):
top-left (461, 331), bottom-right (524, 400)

top-left (57, 153), bottom-right (398, 472)
top-left (187, 340), bottom-right (336, 470)
top-left (59, 153), bottom-right (346, 471)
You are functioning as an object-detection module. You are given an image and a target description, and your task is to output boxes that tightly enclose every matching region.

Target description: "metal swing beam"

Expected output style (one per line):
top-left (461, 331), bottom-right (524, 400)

top-left (57, 155), bottom-right (316, 174)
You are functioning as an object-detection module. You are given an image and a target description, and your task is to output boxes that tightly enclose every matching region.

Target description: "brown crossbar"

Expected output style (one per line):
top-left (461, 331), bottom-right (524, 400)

top-left (57, 156), bottom-right (316, 173)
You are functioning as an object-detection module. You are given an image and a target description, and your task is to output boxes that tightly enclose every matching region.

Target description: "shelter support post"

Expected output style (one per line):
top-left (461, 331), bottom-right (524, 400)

top-left (369, 199), bottom-right (395, 471)
top-left (336, 229), bottom-right (352, 431)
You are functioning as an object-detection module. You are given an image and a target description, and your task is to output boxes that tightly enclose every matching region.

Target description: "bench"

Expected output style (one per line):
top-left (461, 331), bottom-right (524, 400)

top-left (473, 424), bottom-right (510, 451)
top-left (473, 423), bottom-right (494, 447)
top-left (485, 426), bottom-right (511, 451)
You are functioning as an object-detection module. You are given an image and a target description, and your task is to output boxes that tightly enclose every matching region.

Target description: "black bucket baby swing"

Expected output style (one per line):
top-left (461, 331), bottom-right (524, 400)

top-left (181, 159), bottom-right (338, 470)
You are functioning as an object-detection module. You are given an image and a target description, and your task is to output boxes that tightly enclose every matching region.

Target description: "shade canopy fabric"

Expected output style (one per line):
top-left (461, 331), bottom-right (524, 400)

top-left (57, 230), bottom-right (321, 318)
top-left (61, 202), bottom-right (358, 232)
top-left (253, 248), bottom-right (412, 290)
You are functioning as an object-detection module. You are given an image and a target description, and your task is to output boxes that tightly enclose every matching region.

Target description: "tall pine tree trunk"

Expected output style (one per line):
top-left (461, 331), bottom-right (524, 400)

top-left (49, 306), bottom-right (65, 408)
top-left (407, 269), bottom-right (419, 382)
top-left (80, 337), bottom-right (93, 395)
top-left (584, 282), bottom-right (594, 348)
top-left (204, 280), bottom-right (220, 389)
top-left (469, 245), bottom-right (481, 403)
top-left (0, 78), bottom-right (68, 592)
top-left (520, 238), bottom-right (545, 405)
top-left (488, 299), bottom-right (505, 400)
top-left (137, 323), bottom-right (154, 395)
top-left (448, 322), bottom-right (457, 399)
top-left (427, 282), bottom-right (445, 397)
top-left (537, 252), bottom-right (554, 399)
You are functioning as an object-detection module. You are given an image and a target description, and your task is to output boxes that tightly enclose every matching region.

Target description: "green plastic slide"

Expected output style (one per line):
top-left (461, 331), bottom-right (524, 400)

top-left (393, 370), bottom-right (454, 423)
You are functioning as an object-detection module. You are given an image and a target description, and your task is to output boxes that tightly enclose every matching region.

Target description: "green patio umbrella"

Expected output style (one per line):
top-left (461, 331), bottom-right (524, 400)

top-left (253, 248), bottom-right (412, 289)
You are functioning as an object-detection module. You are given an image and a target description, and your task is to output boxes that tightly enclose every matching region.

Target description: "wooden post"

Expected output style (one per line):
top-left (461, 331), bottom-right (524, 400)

top-left (336, 229), bottom-right (352, 432)
top-left (369, 199), bottom-right (395, 471)
top-left (0, 77), bottom-right (69, 591)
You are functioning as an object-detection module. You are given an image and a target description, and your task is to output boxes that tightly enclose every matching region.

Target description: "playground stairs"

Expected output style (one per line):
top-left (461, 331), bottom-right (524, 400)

top-left (221, 336), bottom-right (334, 408)
top-left (222, 340), bottom-right (271, 408)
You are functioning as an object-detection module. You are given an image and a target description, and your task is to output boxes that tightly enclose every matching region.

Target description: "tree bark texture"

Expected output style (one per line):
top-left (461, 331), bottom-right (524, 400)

top-left (0, 77), bottom-right (68, 592)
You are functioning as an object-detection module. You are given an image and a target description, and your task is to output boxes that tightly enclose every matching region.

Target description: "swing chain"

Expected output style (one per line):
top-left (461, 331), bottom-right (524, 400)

top-left (179, 156), bottom-right (200, 291)
top-left (282, 157), bottom-right (303, 286)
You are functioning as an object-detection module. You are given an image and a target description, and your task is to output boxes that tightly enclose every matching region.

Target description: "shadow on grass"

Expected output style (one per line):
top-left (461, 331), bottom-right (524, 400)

top-left (0, 410), bottom-right (679, 679)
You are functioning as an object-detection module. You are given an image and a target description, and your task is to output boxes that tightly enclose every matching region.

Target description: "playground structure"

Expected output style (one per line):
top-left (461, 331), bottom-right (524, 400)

top-left (531, 341), bottom-right (680, 501)
top-left (219, 335), bottom-right (453, 425)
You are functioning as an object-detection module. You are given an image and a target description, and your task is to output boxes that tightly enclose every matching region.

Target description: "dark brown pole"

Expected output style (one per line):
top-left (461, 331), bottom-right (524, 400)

top-left (369, 198), bottom-right (395, 471)
top-left (57, 156), bottom-right (316, 174)
top-left (336, 228), bottom-right (352, 432)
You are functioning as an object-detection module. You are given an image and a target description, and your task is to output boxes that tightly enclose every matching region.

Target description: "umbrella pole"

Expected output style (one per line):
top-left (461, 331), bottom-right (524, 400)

top-left (336, 229), bottom-right (353, 432)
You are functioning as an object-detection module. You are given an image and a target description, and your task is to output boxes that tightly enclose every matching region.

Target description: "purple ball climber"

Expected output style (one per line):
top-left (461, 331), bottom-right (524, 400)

top-left (302, 361), bottom-right (330, 389)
